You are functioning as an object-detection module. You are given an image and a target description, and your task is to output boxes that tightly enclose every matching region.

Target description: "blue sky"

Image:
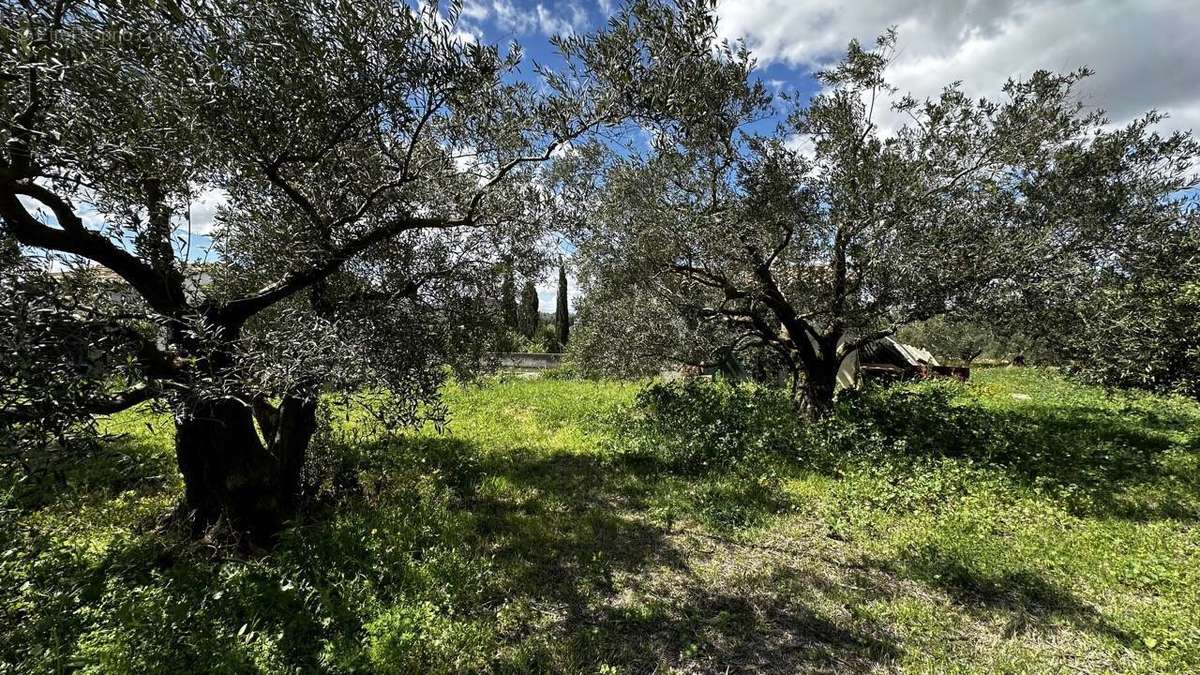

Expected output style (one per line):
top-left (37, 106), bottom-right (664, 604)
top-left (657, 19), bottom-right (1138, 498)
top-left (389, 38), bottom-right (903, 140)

top-left (450, 0), bottom-right (820, 309)
top-left (455, 0), bottom-right (1200, 307)
top-left (45, 0), bottom-right (1195, 308)
top-left (454, 0), bottom-right (822, 117)
top-left (458, 0), bottom-right (1199, 135)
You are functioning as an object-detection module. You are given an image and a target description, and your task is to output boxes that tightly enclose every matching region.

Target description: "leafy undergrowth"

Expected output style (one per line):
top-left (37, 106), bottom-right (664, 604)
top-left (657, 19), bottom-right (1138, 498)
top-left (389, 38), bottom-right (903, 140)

top-left (2, 369), bottom-right (1198, 673)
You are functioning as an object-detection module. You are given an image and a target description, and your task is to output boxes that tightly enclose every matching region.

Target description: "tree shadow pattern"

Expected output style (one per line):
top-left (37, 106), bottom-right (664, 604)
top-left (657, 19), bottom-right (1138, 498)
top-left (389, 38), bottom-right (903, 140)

top-left (5, 376), bottom-right (1196, 672)
top-left (896, 544), bottom-right (1135, 645)
top-left (843, 383), bottom-right (1200, 521)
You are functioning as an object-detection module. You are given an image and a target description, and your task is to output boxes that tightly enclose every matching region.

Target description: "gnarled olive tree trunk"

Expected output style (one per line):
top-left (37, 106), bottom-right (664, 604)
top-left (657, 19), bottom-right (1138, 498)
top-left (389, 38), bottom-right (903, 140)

top-left (789, 356), bottom-right (840, 420)
top-left (173, 389), bottom-right (317, 543)
top-left (797, 361), bottom-right (839, 419)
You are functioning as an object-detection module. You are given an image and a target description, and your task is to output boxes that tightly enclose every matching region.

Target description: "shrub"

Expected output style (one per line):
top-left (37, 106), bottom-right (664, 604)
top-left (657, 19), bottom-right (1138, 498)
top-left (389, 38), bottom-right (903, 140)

top-left (364, 602), bottom-right (492, 674)
top-left (615, 380), bottom-right (805, 472)
top-left (826, 380), bottom-right (1012, 462)
top-left (618, 378), bottom-right (1017, 476)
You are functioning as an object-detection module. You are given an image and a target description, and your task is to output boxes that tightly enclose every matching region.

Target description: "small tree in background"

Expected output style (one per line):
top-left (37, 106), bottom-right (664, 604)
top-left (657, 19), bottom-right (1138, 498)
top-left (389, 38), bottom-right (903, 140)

top-left (555, 258), bottom-right (571, 350)
top-left (500, 265), bottom-right (519, 332)
top-left (898, 316), bottom-right (1000, 365)
top-left (519, 278), bottom-right (540, 340)
top-left (568, 275), bottom-right (739, 377)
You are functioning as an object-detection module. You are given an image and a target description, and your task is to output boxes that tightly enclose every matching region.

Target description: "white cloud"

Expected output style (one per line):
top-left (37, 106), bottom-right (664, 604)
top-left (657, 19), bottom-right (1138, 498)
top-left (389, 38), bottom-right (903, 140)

top-left (718, 0), bottom-right (1200, 135)
top-left (536, 4), bottom-right (574, 35)
top-left (783, 134), bottom-right (816, 160)
top-left (491, 0), bottom-right (588, 36)
top-left (452, 28), bottom-right (481, 44)
top-left (492, 0), bottom-right (536, 33)
top-left (536, 272), bottom-right (581, 312)
top-left (181, 188), bottom-right (227, 236)
top-left (460, 0), bottom-right (490, 22)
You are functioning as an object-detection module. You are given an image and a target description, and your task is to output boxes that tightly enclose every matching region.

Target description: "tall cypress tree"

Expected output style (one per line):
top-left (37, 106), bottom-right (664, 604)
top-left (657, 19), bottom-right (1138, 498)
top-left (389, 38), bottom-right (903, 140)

top-left (555, 259), bottom-right (570, 351)
top-left (519, 278), bottom-right (539, 340)
top-left (500, 265), bottom-right (518, 331)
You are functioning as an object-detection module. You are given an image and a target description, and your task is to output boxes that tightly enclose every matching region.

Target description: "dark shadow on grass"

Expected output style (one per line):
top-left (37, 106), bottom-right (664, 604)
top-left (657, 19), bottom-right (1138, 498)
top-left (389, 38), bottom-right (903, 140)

top-left (898, 545), bottom-right (1134, 645)
top-left (975, 406), bottom-right (1195, 521)
top-left (836, 385), bottom-right (1200, 522)
top-left (469, 449), bottom-right (687, 616)
top-left (3, 430), bottom-right (176, 511)
top-left (577, 573), bottom-right (902, 673)
top-left (370, 433), bottom-right (899, 672)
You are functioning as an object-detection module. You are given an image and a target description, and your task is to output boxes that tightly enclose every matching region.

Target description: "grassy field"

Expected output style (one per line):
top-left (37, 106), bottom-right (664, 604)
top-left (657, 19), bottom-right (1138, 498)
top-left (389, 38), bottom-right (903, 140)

top-left (3, 368), bottom-right (1199, 673)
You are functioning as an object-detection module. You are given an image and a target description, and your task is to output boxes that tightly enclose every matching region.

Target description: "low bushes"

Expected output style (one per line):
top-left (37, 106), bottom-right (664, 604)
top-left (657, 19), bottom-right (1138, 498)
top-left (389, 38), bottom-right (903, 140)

top-left (615, 377), bottom-right (1013, 475)
top-left (826, 380), bottom-right (1016, 461)
top-left (613, 379), bottom-right (805, 473)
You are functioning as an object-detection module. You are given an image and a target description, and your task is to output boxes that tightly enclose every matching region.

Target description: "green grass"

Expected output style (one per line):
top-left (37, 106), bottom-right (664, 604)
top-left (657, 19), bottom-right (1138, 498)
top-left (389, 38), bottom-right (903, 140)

top-left (2, 369), bottom-right (1198, 673)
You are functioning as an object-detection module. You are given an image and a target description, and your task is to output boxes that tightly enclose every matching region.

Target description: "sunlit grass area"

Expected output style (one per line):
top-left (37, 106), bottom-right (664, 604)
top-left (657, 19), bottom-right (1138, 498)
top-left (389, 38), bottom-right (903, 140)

top-left (3, 369), bottom-right (1198, 673)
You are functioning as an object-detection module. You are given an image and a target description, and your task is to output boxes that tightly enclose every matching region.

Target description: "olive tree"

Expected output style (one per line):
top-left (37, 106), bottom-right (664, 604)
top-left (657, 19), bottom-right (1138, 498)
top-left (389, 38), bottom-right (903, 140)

top-left (1017, 206), bottom-right (1200, 396)
top-left (568, 274), bottom-right (738, 378)
top-left (559, 0), bottom-right (1198, 416)
top-left (0, 0), bottom-right (613, 542)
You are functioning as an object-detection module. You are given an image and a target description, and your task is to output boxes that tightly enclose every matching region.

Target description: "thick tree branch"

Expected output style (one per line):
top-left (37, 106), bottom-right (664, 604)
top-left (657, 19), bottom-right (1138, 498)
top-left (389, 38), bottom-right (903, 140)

top-left (252, 395), bottom-right (280, 441)
top-left (0, 187), bottom-right (188, 314)
top-left (464, 118), bottom-right (606, 221)
top-left (219, 117), bottom-right (607, 327)
top-left (262, 160), bottom-right (327, 231)
top-left (88, 383), bottom-right (161, 414)
top-left (835, 306), bottom-right (941, 361)
top-left (763, 219), bottom-right (795, 269)
top-left (214, 214), bottom-right (467, 325)
top-left (669, 261), bottom-right (742, 296)
top-left (739, 238), bottom-right (824, 362)
top-left (2, 382), bottom-right (160, 422)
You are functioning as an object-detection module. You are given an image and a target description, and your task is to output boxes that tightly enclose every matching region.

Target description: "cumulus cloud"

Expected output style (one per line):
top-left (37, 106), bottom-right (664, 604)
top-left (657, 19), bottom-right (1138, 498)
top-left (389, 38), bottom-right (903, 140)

top-left (718, 0), bottom-right (1200, 135)
top-left (452, 27), bottom-right (482, 44)
top-left (490, 0), bottom-right (588, 36)
top-left (490, 0), bottom-right (534, 33)
top-left (535, 4), bottom-right (575, 35)
top-left (460, 0), bottom-right (490, 22)
top-left (180, 188), bottom-right (227, 237)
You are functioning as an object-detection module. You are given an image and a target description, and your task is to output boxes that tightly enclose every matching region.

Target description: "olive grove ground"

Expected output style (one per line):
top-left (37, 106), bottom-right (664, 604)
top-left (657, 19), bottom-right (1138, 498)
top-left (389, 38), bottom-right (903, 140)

top-left (2, 368), bottom-right (1197, 673)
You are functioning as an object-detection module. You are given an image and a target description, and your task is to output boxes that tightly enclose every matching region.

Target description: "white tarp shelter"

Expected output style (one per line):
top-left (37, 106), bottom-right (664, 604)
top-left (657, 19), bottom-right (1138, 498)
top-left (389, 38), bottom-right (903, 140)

top-left (836, 337), bottom-right (940, 391)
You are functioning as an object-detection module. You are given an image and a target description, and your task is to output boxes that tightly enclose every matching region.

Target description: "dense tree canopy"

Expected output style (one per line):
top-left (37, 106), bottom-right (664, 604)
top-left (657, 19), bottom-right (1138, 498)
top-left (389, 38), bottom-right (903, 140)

top-left (897, 316), bottom-right (1003, 365)
top-left (1015, 207), bottom-right (1200, 397)
top-left (0, 0), bottom-right (616, 542)
top-left (4, 0), bottom-right (1196, 546)
top-left (558, 0), bottom-right (1199, 415)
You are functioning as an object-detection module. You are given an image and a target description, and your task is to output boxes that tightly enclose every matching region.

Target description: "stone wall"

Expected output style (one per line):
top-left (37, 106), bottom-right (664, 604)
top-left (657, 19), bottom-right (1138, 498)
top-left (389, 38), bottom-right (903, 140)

top-left (489, 352), bottom-right (564, 371)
